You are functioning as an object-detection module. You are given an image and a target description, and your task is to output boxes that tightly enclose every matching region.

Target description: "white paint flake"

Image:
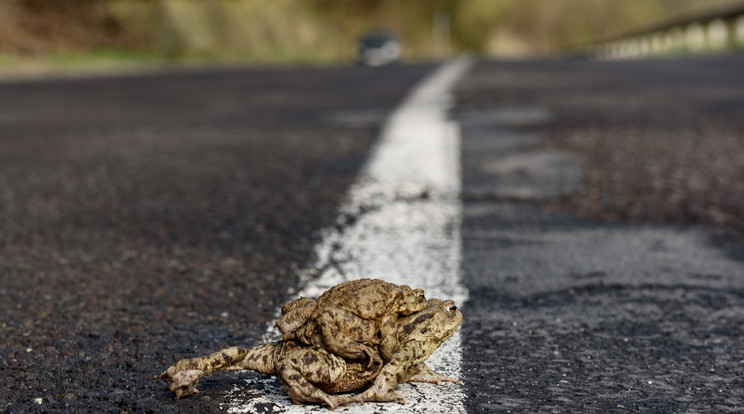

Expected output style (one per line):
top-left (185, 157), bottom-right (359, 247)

top-left (228, 56), bottom-right (473, 414)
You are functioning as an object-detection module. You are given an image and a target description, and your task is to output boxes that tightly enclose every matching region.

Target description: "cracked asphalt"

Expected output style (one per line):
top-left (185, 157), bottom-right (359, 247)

top-left (2, 54), bottom-right (744, 413)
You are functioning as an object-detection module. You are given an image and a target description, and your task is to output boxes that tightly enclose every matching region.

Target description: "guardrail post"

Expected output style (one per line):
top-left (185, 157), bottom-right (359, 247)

top-left (732, 16), bottom-right (744, 47)
top-left (686, 22), bottom-right (706, 51)
top-left (669, 27), bottom-right (684, 53)
top-left (707, 18), bottom-right (728, 50)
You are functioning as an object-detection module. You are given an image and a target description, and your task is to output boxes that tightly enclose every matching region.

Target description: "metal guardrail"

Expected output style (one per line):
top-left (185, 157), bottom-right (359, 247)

top-left (589, 3), bottom-right (744, 59)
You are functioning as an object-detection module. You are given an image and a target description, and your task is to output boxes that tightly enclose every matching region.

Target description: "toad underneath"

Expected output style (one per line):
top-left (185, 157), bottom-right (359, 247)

top-left (159, 298), bottom-right (462, 409)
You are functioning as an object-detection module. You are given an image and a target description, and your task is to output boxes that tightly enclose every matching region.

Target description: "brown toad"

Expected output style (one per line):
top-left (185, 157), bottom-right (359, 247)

top-left (159, 298), bottom-right (462, 409)
top-left (274, 278), bottom-right (428, 369)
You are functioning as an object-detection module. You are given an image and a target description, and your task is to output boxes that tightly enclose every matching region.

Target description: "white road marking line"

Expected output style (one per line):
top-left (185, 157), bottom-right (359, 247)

top-left (227, 56), bottom-right (473, 413)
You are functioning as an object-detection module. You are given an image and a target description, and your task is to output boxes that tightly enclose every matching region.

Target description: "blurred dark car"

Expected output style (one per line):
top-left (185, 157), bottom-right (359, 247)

top-left (356, 30), bottom-right (401, 67)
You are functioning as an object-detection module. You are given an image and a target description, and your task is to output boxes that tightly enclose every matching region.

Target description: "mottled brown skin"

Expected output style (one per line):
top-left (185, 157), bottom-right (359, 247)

top-left (339, 299), bottom-right (463, 407)
top-left (275, 279), bottom-right (428, 370)
top-left (160, 298), bottom-right (462, 409)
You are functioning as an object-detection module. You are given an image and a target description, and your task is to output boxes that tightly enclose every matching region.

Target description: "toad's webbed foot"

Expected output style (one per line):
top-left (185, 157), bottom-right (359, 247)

top-left (169, 370), bottom-right (203, 399)
top-left (407, 363), bottom-right (462, 385)
top-left (159, 367), bottom-right (206, 399)
top-left (336, 385), bottom-right (405, 407)
top-left (289, 389), bottom-right (349, 410)
top-left (159, 346), bottom-right (249, 399)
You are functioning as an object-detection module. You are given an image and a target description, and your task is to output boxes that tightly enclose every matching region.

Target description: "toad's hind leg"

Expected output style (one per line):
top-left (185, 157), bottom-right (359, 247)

top-left (315, 307), bottom-right (381, 368)
top-left (277, 362), bottom-right (346, 409)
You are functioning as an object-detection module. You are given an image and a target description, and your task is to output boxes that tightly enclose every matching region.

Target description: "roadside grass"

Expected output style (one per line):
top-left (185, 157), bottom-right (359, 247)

top-left (0, 49), bottom-right (170, 77)
top-left (0, 47), bottom-right (341, 79)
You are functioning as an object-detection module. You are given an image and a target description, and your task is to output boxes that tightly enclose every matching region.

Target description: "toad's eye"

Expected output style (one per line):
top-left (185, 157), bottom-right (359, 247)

top-left (448, 304), bottom-right (458, 313)
top-left (414, 289), bottom-right (425, 300)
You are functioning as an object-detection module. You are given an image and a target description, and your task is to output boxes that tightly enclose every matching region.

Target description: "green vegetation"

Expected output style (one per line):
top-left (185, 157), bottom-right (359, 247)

top-left (0, 0), bottom-right (743, 72)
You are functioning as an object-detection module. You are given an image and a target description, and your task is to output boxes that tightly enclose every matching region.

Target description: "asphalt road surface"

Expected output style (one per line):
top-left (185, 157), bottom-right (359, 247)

top-left (2, 55), bottom-right (743, 413)
top-left (455, 56), bottom-right (744, 413)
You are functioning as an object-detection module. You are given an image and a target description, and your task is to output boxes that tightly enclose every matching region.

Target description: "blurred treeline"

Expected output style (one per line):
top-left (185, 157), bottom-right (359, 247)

top-left (0, 0), bottom-right (739, 64)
